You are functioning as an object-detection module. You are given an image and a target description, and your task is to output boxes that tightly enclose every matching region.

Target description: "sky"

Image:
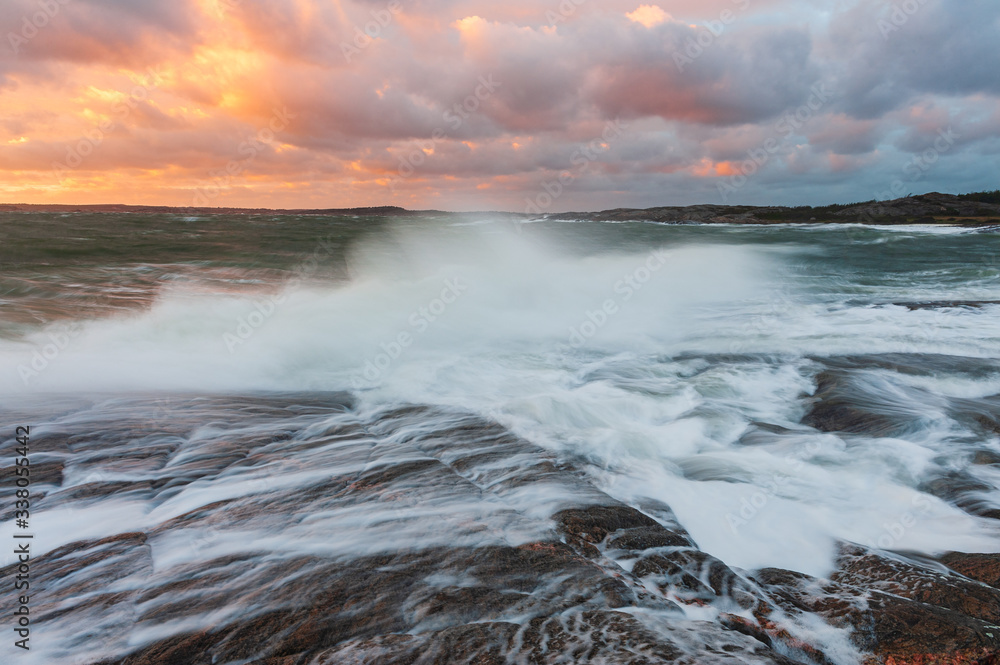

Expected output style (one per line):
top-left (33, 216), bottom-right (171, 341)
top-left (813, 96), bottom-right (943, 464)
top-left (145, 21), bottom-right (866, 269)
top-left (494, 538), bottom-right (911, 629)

top-left (0, 0), bottom-right (998, 212)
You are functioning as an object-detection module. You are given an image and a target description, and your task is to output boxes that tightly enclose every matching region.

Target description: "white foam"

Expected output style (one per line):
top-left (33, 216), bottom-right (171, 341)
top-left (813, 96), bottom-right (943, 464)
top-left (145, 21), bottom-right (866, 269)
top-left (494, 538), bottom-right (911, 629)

top-left (2, 223), bottom-right (1000, 580)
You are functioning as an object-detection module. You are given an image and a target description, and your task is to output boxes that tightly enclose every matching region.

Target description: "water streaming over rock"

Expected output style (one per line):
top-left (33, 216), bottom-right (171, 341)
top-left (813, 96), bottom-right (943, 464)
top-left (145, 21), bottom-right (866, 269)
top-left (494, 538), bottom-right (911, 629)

top-left (2, 213), bottom-right (1000, 664)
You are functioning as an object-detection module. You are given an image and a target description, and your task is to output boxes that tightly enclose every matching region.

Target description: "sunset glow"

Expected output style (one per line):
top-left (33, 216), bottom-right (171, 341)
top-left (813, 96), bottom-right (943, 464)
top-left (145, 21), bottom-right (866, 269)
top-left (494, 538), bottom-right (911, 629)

top-left (1, 0), bottom-right (998, 210)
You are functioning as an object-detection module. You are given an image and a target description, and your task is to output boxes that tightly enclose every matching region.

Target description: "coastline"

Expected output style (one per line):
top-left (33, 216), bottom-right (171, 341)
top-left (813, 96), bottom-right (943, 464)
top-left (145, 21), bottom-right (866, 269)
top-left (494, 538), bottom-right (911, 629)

top-left (3, 191), bottom-right (999, 227)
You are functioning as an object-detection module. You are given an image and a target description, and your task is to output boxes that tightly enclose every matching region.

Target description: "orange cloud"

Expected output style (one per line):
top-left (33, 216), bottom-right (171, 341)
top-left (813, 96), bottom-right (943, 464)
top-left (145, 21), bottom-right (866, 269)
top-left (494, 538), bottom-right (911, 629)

top-left (0, 0), bottom-right (997, 210)
top-left (626, 5), bottom-right (671, 28)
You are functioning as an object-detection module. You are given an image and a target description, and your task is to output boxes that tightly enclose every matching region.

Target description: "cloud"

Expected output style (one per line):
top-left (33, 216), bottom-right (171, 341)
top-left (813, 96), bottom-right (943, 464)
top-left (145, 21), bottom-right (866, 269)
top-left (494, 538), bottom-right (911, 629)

top-left (626, 5), bottom-right (671, 28)
top-left (0, 0), bottom-right (997, 209)
top-left (827, 0), bottom-right (1000, 118)
top-left (1, 0), bottom-right (202, 66)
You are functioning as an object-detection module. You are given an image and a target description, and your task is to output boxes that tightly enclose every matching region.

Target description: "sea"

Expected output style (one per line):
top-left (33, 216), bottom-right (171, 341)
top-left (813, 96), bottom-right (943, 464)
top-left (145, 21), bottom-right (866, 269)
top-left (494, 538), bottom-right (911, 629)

top-left (1, 212), bottom-right (999, 664)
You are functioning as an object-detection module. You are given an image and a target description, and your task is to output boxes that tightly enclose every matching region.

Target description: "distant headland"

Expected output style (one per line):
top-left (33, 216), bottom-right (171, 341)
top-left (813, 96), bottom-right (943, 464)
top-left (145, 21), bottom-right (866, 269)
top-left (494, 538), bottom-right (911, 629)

top-left (2, 191), bottom-right (999, 226)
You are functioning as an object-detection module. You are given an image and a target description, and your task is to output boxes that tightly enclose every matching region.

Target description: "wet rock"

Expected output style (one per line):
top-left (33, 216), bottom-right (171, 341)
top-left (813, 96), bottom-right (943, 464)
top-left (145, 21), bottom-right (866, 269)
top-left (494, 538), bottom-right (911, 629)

top-left (626, 555), bottom-right (838, 663)
top-left (517, 610), bottom-right (685, 664)
top-left (975, 415), bottom-right (1000, 435)
top-left (553, 504), bottom-right (661, 544)
top-left (367, 409), bottom-right (607, 505)
top-left (405, 585), bottom-right (525, 630)
top-left (633, 549), bottom-right (761, 611)
top-left (310, 610), bottom-right (806, 665)
top-left (0, 532), bottom-right (154, 660)
top-left (4, 428), bottom-right (73, 455)
top-left (606, 526), bottom-right (691, 551)
top-left (802, 371), bottom-right (904, 436)
top-left (310, 622), bottom-right (519, 665)
top-left (751, 568), bottom-right (866, 631)
top-left (97, 540), bottom-right (670, 665)
top-left (15, 395), bottom-right (1000, 665)
top-left (862, 592), bottom-right (1000, 665)
top-left (893, 300), bottom-right (1000, 311)
top-left (102, 631), bottom-right (222, 665)
top-left (0, 459), bottom-right (63, 520)
top-left (832, 545), bottom-right (1000, 626)
top-left (349, 458), bottom-right (442, 490)
top-left (633, 498), bottom-right (696, 542)
top-left (0, 532), bottom-right (153, 607)
top-left (0, 459), bottom-right (64, 486)
top-left (919, 472), bottom-right (997, 518)
top-left (83, 527), bottom-right (823, 665)
top-left (738, 422), bottom-right (800, 447)
top-left (43, 480), bottom-right (156, 503)
top-left (820, 354), bottom-right (1000, 379)
top-left (717, 614), bottom-right (839, 665)
top-left (752, 545), bottom-right (1000, 664)
top-left (972, 450), bottom-right (1000, 466)
top-left (939, 552), bottom-right (1000, 589)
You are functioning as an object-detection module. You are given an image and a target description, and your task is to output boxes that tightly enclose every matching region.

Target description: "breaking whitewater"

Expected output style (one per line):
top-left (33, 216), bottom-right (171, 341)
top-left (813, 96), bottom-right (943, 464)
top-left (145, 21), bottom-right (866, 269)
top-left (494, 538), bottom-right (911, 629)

top-left (2, 211), bottom-right (1000, 664)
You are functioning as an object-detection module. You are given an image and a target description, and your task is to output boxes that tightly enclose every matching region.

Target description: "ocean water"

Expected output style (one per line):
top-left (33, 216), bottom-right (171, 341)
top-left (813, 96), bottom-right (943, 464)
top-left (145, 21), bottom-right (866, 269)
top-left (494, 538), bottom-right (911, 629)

top-left (1, 212), bottom-right (999, 664)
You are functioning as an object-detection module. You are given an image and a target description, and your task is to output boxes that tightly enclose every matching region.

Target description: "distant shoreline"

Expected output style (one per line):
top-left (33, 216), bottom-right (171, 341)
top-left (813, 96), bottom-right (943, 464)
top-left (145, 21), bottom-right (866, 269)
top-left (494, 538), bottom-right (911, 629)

top-left (2, 191), bottom-right (999, 226)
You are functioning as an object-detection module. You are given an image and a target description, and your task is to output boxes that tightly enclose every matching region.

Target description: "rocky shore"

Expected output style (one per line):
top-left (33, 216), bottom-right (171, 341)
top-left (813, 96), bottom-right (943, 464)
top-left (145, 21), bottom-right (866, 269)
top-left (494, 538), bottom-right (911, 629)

top-left (546, 192), bottom-right (1000, 226)
top-left (3, 365), bottom-right (1000, 665)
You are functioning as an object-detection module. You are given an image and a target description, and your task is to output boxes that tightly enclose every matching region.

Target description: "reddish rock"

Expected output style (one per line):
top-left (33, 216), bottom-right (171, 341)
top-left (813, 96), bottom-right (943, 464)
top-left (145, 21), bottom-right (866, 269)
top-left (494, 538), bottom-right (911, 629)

top-left (939, 552), bottom-right (1000, 589)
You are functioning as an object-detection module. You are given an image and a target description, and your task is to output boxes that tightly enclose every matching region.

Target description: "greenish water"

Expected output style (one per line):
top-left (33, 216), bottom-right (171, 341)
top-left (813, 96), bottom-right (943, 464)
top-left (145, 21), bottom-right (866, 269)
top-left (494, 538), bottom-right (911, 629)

top-left (1, 212), bottom-right (1000, 664)
top-left (2, 212), bottom-right (997, 333)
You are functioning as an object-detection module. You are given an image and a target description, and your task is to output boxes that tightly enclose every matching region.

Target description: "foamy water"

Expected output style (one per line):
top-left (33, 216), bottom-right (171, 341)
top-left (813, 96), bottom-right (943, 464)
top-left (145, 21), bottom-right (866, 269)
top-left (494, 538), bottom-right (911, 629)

top-left (1, 215), bottom-right (999, 663)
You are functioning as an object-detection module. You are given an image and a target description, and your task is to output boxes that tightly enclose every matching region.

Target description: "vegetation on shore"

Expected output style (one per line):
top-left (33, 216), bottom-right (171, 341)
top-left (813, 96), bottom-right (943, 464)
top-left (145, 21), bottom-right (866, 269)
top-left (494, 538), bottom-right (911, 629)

top-left (2, 190), bottom-right (999, 225)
